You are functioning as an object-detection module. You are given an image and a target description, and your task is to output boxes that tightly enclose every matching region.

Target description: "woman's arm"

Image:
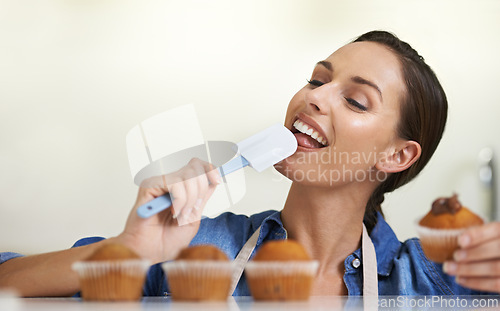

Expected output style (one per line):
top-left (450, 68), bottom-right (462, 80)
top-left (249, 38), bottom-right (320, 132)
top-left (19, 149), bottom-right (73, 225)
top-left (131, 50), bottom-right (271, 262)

top-left (0, 158), bottom-right (221, 297)
top-left (443, 222), bottom-right (500, 293)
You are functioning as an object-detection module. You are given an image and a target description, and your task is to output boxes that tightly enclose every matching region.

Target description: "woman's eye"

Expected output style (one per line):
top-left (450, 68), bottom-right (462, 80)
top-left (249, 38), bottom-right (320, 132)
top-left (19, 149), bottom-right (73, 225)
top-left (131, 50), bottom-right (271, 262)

top-left (307, 79), bottom-right (325, 87)
top-left (345, 98), bottom-right (367, 111)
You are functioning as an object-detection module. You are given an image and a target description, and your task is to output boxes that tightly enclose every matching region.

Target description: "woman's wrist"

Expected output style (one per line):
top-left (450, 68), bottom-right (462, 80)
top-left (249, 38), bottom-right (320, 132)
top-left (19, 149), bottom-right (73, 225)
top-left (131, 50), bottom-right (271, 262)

top-left (109, 232), bottom-right (173, 264)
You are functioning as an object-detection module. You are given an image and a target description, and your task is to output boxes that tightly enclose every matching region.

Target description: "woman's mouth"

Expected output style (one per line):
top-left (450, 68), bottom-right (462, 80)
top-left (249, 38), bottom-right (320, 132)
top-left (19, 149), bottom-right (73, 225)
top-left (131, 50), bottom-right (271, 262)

top-left (292, 119), bottom-right (328, 149)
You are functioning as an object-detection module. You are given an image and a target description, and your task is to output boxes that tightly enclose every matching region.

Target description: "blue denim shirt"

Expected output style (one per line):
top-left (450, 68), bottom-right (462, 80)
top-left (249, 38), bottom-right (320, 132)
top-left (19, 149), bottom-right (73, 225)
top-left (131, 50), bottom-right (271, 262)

top-left (0, 210), bottom-right (493, 296)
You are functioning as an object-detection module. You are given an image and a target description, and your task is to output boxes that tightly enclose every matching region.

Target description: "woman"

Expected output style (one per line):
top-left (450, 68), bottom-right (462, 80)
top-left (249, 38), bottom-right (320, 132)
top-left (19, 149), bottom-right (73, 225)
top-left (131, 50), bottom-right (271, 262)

top-left (1, 30), bottom-right (499, 296)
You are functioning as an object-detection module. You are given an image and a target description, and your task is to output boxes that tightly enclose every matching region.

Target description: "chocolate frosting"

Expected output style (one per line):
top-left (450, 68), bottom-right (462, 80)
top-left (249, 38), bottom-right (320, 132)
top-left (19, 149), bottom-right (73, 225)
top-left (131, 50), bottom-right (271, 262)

top-left (431, 193), bottom-right (462, 215)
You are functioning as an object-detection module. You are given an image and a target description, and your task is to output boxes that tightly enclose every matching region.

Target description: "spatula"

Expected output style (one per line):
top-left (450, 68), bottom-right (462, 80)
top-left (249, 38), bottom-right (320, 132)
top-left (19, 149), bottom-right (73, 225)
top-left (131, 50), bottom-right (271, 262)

top-left (136, 123), bottom-right (297, 218)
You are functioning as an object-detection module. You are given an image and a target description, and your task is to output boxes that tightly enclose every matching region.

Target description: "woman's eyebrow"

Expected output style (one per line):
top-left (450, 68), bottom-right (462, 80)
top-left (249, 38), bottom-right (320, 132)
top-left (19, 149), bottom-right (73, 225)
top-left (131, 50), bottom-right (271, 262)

top-left (316, 60), bottom-right (333, 71)
top-left (351, 76), bottom-right (383, 102)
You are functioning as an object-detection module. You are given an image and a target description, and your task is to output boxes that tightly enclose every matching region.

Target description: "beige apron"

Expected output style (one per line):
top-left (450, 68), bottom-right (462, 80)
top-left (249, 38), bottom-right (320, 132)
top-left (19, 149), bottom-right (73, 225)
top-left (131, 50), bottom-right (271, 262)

top-left (230, 223), bottom-right (378, 300)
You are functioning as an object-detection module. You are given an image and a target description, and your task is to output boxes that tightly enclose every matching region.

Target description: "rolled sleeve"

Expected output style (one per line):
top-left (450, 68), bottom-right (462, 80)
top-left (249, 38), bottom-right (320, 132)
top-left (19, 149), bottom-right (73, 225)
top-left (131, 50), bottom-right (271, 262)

top-left (0, 252), bottom-right (24, 264)
top-left (1, 236), bottom-right (105, 265)
top-left (71, 237), bottom-right (105, 248)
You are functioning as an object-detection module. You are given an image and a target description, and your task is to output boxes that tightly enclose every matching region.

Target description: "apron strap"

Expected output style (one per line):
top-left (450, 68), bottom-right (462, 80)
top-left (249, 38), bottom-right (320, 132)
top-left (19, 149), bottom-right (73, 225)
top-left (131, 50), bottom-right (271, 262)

top-left (229, 226), bottom-right (261, 295)
top-left (230, 223), bottom-right (379, 298)
top-left (362, 223), bottom-right (379, 311)
top-left (362, 223), bottom-right (378, 296)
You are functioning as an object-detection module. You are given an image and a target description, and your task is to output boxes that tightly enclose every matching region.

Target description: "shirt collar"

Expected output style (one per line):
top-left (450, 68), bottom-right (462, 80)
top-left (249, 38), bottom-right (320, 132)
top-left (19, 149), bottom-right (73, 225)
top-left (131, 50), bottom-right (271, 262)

top-left (257, 210), bottom-right (400, 277)
top-left (252, 210), bottom-right (283, 231)
top-left (253, 210), bottom-right (287, 245)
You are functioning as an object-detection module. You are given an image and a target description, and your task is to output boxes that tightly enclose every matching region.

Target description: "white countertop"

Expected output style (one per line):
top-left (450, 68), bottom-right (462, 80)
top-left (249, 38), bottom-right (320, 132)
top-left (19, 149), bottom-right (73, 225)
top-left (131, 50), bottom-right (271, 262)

top-left (1, 295), bottom-right (500, 311)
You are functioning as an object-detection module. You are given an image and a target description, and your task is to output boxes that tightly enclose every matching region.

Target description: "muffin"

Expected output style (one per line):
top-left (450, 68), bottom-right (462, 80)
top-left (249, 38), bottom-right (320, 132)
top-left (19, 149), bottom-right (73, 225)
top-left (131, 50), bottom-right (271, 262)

top-left (245, 240), bottom-right (319, 301)
top-left (416, 193), bottom-right (484, 263)
top-left (71, 243), bottom-right (150, 301)
top-left (162, 244), bottom-right (234, 301)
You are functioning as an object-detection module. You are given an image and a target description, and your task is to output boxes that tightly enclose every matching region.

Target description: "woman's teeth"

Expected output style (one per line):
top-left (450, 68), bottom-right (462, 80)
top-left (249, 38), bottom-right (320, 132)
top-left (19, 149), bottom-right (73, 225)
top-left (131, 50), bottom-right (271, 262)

top-left (293, 120), bottom-right (327, 146)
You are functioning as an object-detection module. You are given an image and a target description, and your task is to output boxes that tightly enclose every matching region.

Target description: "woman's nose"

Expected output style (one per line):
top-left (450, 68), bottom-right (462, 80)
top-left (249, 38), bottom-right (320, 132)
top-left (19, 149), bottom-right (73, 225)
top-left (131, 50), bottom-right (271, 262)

top-left (304, 85), bottom-right (330, 115)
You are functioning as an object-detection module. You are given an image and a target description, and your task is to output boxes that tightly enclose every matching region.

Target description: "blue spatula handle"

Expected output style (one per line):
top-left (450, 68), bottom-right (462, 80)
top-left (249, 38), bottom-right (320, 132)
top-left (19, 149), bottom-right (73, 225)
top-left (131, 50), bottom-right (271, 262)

top-left (137, 156), bottom-right (249, 218)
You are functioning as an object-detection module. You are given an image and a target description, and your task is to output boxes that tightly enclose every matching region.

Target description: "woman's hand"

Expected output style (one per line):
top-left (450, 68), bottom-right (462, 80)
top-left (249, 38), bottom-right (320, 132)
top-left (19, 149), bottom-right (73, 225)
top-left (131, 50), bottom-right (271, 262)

top-left (443, 222), bottom-right (500, 293)
top-left (113, 158), bottom-right (222, 264)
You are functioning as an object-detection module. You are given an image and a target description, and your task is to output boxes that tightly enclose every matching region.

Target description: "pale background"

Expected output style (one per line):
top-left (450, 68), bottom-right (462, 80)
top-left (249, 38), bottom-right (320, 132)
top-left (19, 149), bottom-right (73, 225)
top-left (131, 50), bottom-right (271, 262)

top-left (1, 0), bottom-right (499, 255)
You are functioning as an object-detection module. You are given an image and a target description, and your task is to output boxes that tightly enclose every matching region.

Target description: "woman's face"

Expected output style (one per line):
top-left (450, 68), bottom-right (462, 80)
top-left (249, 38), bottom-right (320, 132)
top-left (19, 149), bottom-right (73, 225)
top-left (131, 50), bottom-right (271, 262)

top-left (277, 41), bottom-right (406, 187)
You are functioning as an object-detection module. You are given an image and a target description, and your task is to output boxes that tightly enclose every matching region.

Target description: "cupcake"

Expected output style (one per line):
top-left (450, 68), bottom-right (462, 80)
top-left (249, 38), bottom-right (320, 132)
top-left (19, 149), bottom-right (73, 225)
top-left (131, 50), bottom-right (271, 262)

top-left (415, 193), bottom-right (484, 263)
top-left (72, 243), bottom-right (150, 301)
top-left (245, 240), bottom-right (318, 301)
top-left (162, 244), bottom-right (234, 301)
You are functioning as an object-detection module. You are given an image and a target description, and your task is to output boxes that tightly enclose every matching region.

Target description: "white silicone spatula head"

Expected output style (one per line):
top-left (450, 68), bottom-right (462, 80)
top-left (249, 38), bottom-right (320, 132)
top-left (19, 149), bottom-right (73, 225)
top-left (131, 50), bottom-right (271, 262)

top-left (237, 123), bottom-right (298, 172)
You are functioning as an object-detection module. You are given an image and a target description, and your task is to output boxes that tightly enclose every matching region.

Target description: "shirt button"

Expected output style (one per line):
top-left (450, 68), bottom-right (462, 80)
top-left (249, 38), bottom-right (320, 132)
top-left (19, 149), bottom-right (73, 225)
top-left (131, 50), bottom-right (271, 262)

top-left (352, 258), bottom-right (361, 269)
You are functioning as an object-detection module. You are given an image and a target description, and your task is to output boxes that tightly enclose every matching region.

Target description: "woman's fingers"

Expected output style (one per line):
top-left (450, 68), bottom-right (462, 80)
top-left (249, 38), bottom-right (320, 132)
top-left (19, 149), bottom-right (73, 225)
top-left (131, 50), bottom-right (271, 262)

top-left (453, 238), bottom-right (500, 262)
top-left (136, 157), bottom-right (222, 223)
top-left (458, 222), bottom-right (500, 249)
top-left (176, 170), bottom-right (199, 221)
top-left (444, 260), bottom-right (500, 277)
top-left (187, 158), bottom-right (221, 188)
top-left (444, 222), bottom-right (500, 293)
top-left (205, 163), bottom-right (222, 185)
top-left (167, 179), bottom-right (186, 218)
top-left (168, 158), bottom-right (221, 224)
top-left (134, 186), bottom-right (166, 208)
top-left (444, 253), bottom-right (500, 292)
top-left (455, 276), bottom-right (500, 293)
top-left (191, 160), bottom-right (209, 210)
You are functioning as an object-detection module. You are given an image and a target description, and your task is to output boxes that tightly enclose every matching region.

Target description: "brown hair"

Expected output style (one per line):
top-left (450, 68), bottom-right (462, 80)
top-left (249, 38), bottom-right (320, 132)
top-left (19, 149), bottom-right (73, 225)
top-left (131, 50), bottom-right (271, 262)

top-left (353, 31), bottom-right (448, 232)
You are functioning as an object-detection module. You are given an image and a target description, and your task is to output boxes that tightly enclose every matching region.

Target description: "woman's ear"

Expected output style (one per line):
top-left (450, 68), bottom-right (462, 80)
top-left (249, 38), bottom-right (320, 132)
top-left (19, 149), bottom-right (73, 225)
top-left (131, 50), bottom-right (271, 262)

top-left (375, 141), bottom-right (422, 173)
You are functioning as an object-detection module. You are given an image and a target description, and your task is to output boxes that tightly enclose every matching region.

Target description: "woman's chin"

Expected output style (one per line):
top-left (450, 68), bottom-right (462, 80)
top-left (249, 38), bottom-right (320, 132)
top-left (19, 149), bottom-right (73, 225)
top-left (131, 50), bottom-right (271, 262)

top-left (273, 160), bottom-right (326, 186)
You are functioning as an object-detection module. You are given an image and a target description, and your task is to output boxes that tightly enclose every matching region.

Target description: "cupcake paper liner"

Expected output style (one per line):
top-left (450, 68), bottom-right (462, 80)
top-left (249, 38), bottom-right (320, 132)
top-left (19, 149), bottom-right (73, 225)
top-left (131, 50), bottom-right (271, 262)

top-left (72, 259), bottom-right (150, 301)
top-left (244, 261), bottom-right (319, 301)
top-left (162, 261), bottom-right (235, 301)
top-left (414, 219), bottom-right (468, 263)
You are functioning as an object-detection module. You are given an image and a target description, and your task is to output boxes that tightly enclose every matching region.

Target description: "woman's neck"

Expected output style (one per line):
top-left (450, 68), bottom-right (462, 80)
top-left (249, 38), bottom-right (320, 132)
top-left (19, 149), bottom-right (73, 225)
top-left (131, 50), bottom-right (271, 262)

top-left (280, 181), bottom-right (373, 294)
